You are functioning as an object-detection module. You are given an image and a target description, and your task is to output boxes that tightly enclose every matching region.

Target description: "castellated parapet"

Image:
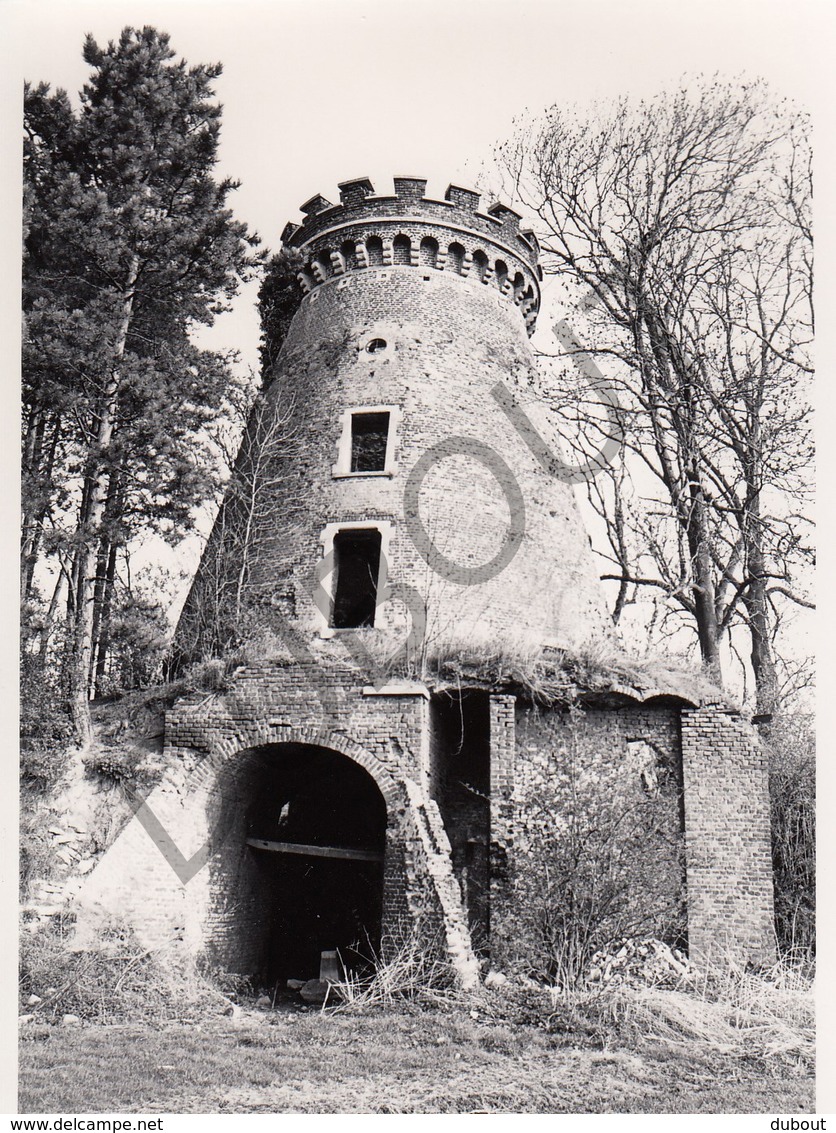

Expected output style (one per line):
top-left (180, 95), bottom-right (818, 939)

top-left (282, 176), bottom-right (542, 335)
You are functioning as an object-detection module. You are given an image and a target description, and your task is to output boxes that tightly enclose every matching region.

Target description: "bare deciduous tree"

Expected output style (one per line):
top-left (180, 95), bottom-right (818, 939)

top-left (499, 80), bottom-right (813, 713)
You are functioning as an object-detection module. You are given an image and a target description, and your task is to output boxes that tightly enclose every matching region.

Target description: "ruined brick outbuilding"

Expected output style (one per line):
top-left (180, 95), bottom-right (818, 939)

top-left (76, 178), bottom-right (776, 984)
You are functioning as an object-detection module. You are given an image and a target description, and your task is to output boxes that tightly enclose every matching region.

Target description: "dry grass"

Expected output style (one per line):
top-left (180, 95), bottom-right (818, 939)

top-left (330, 933), bottom-right (458, 1013)
top-left (418, 637), bottom-right (727, 708)
top-left (19, 918), bottom-right (243, 1025)
top-left (19, 1008), bottom-right (813, 1114)
top-left (327, 936), bottom-right (813, 1076)
top-left (153, 629), bottom-right (725, 711)
top-left (564, 953), bottom-right (814, 1070)
top-left (18, 934), bottom-right (814, 1113)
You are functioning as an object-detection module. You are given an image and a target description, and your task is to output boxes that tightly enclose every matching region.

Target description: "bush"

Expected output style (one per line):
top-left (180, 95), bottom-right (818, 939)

top-left (768, 714), bottom-right (815, 956)
top-left (494, 707), bottom-right (686, 986)
top-left (19, 916), bottom-right (242, 1025)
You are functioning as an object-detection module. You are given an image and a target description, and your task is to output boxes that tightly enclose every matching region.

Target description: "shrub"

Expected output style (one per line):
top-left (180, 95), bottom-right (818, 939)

top-left (19, 916), bottom-right (241, 1024)
top-left (494, 706), bottom-right (686, 986)
top-left (767, 714), bottom-right (815, 957)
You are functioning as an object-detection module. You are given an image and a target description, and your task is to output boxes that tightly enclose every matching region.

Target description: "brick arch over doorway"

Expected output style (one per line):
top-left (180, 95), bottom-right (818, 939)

top-left (174, 720), bottom-right (402, 818)
top-left (199, 737), bottom-right (398, 981)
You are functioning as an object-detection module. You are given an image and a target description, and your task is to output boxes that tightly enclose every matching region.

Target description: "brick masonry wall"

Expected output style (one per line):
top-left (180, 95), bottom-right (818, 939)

top-left (74, 663), bottom-right (472, 976)
top-left (489, 694), bottom-right (517, 928)
top-left (489, 701), bottom-right (686, 969)
top-left (74, 678), bottom-right (776, 974)
top-left (680, 705), bottom-right (776, 963)
top-left (76, 664), bottom-right (413, 955)
top-left (176, 266), bottom-right (614, 664)
top-left (284, 177), bottom-right (541, 277)
top-left (487, 698), bottom-right (775, 967)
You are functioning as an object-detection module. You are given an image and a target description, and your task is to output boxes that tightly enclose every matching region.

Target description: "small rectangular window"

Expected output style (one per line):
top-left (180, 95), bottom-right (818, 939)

top-left (350, 412), bottom-right (390, 473)
top-left (331, 529), bottom-right (382, 628)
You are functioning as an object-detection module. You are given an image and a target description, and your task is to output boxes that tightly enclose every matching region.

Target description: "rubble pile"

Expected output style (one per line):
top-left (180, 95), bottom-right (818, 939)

top-left (21, 823), bottom-right (97, 932)
top-left (585, 938), bottom-right (694, 988)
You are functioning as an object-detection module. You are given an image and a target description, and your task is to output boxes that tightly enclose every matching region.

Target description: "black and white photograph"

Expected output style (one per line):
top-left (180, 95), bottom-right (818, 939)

top-left (5, 0), bottom-right (824, 1118)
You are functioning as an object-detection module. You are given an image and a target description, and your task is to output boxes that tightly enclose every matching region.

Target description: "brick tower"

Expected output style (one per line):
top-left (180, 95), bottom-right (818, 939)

top-left (75, 178), bottom-right (776, 986)
top-left (176, 175), bottom-right (613, 664)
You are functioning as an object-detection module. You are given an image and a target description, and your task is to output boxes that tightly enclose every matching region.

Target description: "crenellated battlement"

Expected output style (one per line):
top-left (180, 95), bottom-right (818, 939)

top-left (281, 176), bottom-right (542, 334)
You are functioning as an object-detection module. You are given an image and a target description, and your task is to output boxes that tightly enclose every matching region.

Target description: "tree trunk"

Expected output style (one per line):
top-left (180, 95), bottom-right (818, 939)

top-left (20, 406), bottom-right (46, 600)
top-left (743, 485), bottom-right (780, 723)
top-left (69, 256), bottom-right (139, 746)
top-left (640, 301), bottom-right (724, 686)
top-left (93, 537), bottom-right (120, 696)
top-left (686, 469), bottom-right (723, 686)
top-left (21, 412), bottom-right (61, 601)
top-left (37, 569), bottom-right (66, 667)
top-left (90, 467), bottom-right (124, 692)
top-left (89, 519), bottom-right (110, 687)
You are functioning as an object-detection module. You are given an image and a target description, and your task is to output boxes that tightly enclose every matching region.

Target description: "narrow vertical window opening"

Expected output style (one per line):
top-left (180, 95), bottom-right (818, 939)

top-left (350, 411), bottom-right (390, 473)
top-left (331, 529), bottom-right (382, 628)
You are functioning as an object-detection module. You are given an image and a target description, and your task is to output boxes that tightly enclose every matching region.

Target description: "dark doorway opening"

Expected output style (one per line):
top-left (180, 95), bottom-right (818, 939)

top-left (331, 528), bottom-right (382, 628)
top-left (223, 744), bottom-right (387, 984)
top-left (429, 691), bottom-right (491, 954)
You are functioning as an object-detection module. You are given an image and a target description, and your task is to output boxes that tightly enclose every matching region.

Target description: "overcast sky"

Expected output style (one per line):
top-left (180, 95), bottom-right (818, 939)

top-left (5, 0), bottom-right (824, 373)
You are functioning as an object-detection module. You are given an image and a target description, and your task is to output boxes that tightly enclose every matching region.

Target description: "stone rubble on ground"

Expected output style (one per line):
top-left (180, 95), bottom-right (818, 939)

top-left (21, 821), bottom-right (102, 930)
top-left (584, 938), bottom-right (694, 988)
top-left (299, 979), bottom-right (330, 1005)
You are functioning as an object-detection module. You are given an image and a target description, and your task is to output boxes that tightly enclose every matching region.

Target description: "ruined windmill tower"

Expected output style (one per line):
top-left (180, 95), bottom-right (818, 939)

top-left (182, 175), bottom-right (614, 658)
top-left (75, 178), bottom-right (777, 984)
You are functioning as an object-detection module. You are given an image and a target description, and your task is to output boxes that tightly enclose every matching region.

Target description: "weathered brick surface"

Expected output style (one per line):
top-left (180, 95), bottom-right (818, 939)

top-left (680, 705), bottom-right (776, 963)
top-left (489, 694), bottom-right (517, 926)
top-left (487, 702), bottom-right (687, 965)
top-left (75, 663), bottom-right (476, 978)
top-left (75, 676), bottom-right (776, 971)
top-left (176, 186), bottom-right (614, 664)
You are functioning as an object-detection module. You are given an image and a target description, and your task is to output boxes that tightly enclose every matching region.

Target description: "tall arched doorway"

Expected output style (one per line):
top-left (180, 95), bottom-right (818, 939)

top-left (208, 742), bottom-right (387, 983)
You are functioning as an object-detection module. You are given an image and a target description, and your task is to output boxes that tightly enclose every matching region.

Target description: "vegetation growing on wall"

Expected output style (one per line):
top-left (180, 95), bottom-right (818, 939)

top-left (492, 706), bottom-right (686, 984)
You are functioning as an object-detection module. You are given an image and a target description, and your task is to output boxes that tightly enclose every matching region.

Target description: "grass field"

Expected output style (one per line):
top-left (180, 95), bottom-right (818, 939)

top-left (18, 1008), bottom-right (814, 1114)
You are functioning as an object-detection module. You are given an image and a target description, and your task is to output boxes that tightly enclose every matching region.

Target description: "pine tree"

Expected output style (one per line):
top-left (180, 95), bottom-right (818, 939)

top-left (23, 27), bottom-right (262, 744)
